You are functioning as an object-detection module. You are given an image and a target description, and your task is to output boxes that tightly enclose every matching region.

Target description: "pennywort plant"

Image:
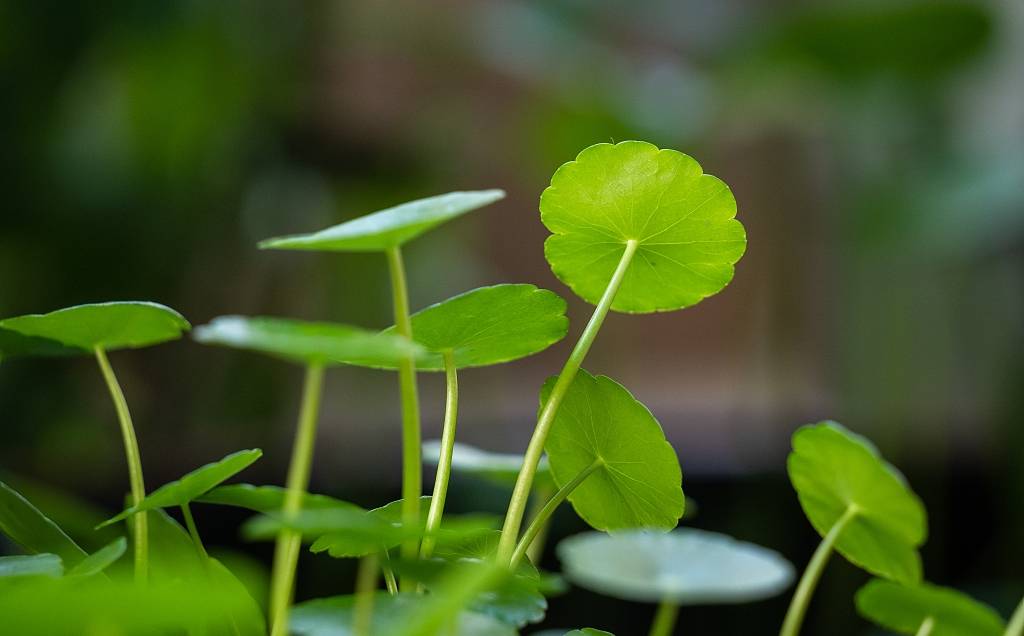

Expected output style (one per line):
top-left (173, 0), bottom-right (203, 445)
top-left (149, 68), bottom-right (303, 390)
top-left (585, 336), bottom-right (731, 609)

top-left (0, 140), bottom-right (1018, 636)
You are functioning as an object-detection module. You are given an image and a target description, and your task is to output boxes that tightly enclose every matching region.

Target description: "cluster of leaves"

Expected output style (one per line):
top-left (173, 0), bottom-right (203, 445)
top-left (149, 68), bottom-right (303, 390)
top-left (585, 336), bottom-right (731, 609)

top-left (1, 141), bottom-right (1020, 636)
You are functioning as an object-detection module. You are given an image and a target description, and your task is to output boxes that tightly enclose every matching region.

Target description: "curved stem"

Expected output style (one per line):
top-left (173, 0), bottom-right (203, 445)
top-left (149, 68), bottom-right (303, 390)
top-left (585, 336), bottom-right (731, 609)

top-left (353, 553), bottom-right (379, 636)
top-left (524, 480), bottom-right (555, 565)
top-left (916, 617), bottom-right (935, 636)
top-left (510, 459), bottom-right (602, 568)
top-left (1007, 595), bottom-right (1024, 636)
top-left (180, 503), bottom-right (208, 560)
top-left (421, 351), bottom-right (458, 559)
top-left (381, 551), bottom-right (398, 596)
top-left (269, 363), bottom-right (325, 636)
top-left (386, 245), bottom-right (422, 589)
top-left (779, 506), bottom-right (859, 636)
top-left (648, 600), bottom-right (680, 636)
top-left (94, 346), bottom-right (148, 585)
top-left (497, 239), bottom-right (639, 563)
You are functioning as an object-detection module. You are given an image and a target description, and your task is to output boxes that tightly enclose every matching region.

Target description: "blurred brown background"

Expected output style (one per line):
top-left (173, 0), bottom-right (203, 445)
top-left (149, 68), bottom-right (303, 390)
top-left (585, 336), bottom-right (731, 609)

top-left (1, 1), bottom-right (1022, 633)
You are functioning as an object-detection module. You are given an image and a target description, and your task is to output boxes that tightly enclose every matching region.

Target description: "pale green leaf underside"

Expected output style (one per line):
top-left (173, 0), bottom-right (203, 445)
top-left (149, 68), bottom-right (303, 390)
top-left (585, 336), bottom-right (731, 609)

top-left (541, 141), bottom-right (746, 314)
top-left (558, 529), bottom-right (794, 604)
top-left (347, 284), bottom-right (568, 371)
top-left (291, 593), bottom-right (515, 636)
top-left (99, 449), bottom-right (262, 528)
top-left (0, 554), bottom-right (63, 579)
top-left (0, 302), bottom-right (190, 351)
top-left (197, 484), bottom-right (353, 513)
top-left (423, 441), bottom-right (551, 488)
top-left (193, 315), bottom-right (423, 366)
top-left (542, 370), bottom-right (684, 531)
top-left (68, 537), bottom-right (127, 577)
top-left (856, 579), bottom-right (1005, 636)
top-left (259, 190), bottom-right (506, 252)
top-left (0, 481), bottom-right (88, 566)
top-left (788, 422), bottom-right (927, 583)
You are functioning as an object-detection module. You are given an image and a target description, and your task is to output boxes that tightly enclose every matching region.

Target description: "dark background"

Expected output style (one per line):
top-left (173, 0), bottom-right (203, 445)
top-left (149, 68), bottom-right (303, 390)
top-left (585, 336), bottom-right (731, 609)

top-left (1, 1), bottom-right (1022, 634)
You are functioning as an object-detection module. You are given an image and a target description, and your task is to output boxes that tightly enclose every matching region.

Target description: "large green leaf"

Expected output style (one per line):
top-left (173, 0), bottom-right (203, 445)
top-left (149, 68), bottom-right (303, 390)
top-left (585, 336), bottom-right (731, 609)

top-left (68, 537), bottom-right (127, 578)
top-left (856, 579), bottom-right (1005, 636)
top-left (197, 484), bottom-right (353, 513)
top-left (542, 370), bottom-right (684, 531)
top-left (98, 449), bottom-right (263, 528)
top-left (0, 554), bottom-right (63, 579)
top-left (558, 529), bottom-right (793, 605)
top-left (0, 302), bottom-right (190, 351)
top-left (350, 284), bottom-right (568, 370)
top-left (193, 316), bottom-right (422, 366)
top-left (541, 141), bottom-right (746, 313)
top-left (259, 190), bottom-right (506, 252)
top-left (0, 328), bottom-right (83, 360)
top-left (291, 593), bottom-right (515, 636)
top-left (0, 481), bottom-right (88, 566)
top-left (423, 441), bottom-right (552, 488)
top-left (788, 422), bottom-right (927, 583)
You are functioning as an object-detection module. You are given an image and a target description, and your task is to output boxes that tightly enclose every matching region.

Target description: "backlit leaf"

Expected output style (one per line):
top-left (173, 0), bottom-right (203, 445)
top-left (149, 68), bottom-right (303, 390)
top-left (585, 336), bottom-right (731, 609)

top-left (856, 579), bottom-right (1005, 636)
top-left (0, 302), bottom-right (189, 351)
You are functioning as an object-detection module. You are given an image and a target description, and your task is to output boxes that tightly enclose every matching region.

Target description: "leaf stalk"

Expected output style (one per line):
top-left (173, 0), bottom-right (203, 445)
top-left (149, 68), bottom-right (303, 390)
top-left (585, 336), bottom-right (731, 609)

top-left (421, 351), bottom-right (458, 560)
top-left (648, 600), bottom-right (681, 636)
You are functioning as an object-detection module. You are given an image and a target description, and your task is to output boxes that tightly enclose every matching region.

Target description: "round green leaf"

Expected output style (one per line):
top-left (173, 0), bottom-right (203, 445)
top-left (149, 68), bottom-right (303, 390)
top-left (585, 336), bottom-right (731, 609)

top-left (259, 190), bottom-right (505, 252)
top-left (542, 370), bottom-right (684, 531)
top-left (351, 284), bottom-right (568, 370)
top-left (291, 593), bottom-right (515, 636)
top-left (98, 449), bottom-right (262, 528)
top-left (541, 141), bottom-right (746, 313)
top-left (196, 484), bottom-right (352, 513)
top-left (0, 302), bottom-right (190, 351)
top-left (788, 421), bottom-right (927, 583)
top-left (0, 554), bottom-right (63, 579)
top-left (423, 441), bottom-right (551, 488)
top-left (193, 315), bottom-right (423, 366)
top-left (558, 529), bottom-right (794, 605)
top-left (856, 579), bottom-right (1005, 636)
top-left (0, 328), bottom-right (83, 360)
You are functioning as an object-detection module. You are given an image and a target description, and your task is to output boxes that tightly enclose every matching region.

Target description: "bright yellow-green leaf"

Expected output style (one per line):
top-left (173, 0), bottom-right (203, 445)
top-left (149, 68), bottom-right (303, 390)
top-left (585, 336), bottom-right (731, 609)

top-left (856, 579), bottom-right (1005, 636)
top-left (788, 422), bottom-right (927, 583)
top-left (542, 370), bottom-right (684, 531)
top-left (541, 141), bottom-right (746, 313)
top-left (0, 302), bottom-right (190, 351)
top-left (259, 190), bottom-right (505, 252)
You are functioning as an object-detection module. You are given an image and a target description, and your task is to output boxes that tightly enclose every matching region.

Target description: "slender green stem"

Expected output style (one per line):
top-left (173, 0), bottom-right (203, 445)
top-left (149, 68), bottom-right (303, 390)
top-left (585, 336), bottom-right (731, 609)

top-left (180, 503), bottom-right (208, 560)
top-left (915, 617), bottom-right (935, 636)
top-left (381, 551), bottom-right (398, 596)
top-left (269, 363), bottom-right (325, 636)
top-left (386, 245), bottom-right (422, 589)
top-left (510, 459), bottom-right (603, 568)
top-left (421, 351), bottom-right (458, 560)
top-left (497, 239), bottom-right (639, 563)
top-left (94, 346), bottom-right (148, 585)
top-left (779, 505), bottom-right (860, 636)
top-left (648, 600), bottom-right (681, 636)
top-left (1007, 595), bottom-right (1024, 636)
top-left (524, 480), bottom-right (555, 565)
top-left (353, 553), bottom-right (379, 636)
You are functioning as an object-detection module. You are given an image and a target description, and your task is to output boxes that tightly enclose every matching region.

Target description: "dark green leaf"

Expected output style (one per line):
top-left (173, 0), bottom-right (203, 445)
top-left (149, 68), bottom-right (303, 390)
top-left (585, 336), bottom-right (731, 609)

top-left (0, 554), bottom-right (63, 579)
top-left (856, 579), bottom-right (1005, 636)
top-left (0, 302), bottom-right (189, 351)
top-left (0, 481), bottom-right (87, 566)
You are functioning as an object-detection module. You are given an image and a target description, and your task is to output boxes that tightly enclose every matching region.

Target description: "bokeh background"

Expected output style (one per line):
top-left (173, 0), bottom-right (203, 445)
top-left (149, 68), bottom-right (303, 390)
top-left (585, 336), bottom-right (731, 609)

top-left (2, 1), bottom-right (1022, 633)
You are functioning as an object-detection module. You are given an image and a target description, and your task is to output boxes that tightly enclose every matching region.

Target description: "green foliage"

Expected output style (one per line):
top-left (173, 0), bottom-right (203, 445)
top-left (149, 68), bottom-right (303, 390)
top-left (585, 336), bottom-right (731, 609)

top-left (0, 302), bottom-right (190, 351)
top-left (557, 529), bottom-right (794, 605)
top-left (541, 141), bottom-right (746, 313)
top-left (197, 484), bottom-right (352, 513)
top-left (856, 579), bottom-right (1005, 636)
top-left (68, 537), bottom-right (127, 578)
top-left (350, 284), bottom-right (569, 370)
top-left (99, 449), bottom-right (262, 527)
top-left (259, 190), bottom-right (506, 252)
top-left (542, 370), bottom-right (684, 531)
top-left (788, 422), bottom-right (927, 582)
top-left (422, 441), bottom-right (552, 488)
top-left (194, 316), bottom-right (422, 366)
top-left (0, 481), bottom-right (88, 566)
top-left (291, 593), bottom-right (515, 636)
top-left (0, 554), bottom-right (63, 579)
top-left (0, 328), bottom-right (81, 360)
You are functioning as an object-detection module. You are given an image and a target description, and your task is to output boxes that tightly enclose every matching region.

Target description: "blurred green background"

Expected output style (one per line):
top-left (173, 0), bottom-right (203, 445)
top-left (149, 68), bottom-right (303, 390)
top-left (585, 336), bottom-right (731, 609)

top-left (1, 1), bottom-right (1022, 633)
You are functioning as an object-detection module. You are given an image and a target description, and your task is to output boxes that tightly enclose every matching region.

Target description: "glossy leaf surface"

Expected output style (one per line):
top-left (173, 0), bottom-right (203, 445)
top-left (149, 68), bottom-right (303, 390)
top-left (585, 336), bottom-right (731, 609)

top-left (788, 422), bottom-right (927, 583)
top-left (558, 529), bottom-right (794, 604)
top-left (0, 481), bottom-right (87, 566)
top-left (260, 190), bottom-right (505, 252)
top-left (542, 141), bottom-right (746, 313)
top-left (542, 370), bottom-right (684, 531)
top-left (0, 302), bottom-right (189, 351)
top-left (856, 579), bottom-right (1005, 636)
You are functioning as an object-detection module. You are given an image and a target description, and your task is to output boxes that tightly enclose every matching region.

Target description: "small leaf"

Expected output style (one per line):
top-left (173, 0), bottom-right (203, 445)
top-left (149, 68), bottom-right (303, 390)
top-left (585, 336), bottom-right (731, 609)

top-left (0, 302), bottom-right (190, 351)
top-left (99, 449), bottom-right (263, 528)
top-left (856, 579), bottom-right (1005, 636)
top-left (0, 481), bottom-right (88, 566)
top-left (558, 529), bottom-right (793, 605)
top-left (197, 484), bottom-right (353, 513)
top-left (260, 190), bottom-right (506, 252)
top-left (542, 141), bottom-right (746, 313)
top-left (291, 593), bottom-right (515, 636)
top-left (542, 370), bottom-right (684, 531)
top-left (788, 422), bottom-right (927, 583)
top-left (0, 554), bottom-right (63, 579)
top-left (423, 441), bottom-right (552, 488)
top-left (68, 537), bottom-right (127, 577)
top-left (193, 316), bottom-right (423, 366)
top-left (348, 285), bottom-right (568, 370)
